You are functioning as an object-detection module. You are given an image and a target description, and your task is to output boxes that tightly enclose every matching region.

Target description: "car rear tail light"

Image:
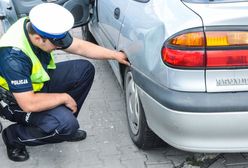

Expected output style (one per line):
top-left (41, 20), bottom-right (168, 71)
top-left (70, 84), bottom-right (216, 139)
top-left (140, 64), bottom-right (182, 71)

top-left (162, 30), bottom-right (248, 68)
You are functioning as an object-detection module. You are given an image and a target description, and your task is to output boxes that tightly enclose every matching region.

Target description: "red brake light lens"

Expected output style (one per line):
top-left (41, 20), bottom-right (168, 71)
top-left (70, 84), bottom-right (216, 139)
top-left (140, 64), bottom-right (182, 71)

top-left (162, 48), bottom-right (204, 67)
top-left (207, 50), bottom-right (248, 67)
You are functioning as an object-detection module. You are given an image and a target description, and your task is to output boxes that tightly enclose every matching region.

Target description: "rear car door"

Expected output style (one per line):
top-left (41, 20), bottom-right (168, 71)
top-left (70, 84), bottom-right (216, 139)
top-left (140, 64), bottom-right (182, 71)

top-left (95, 0), bottom-right (129, 77)
top-left (96, 0), bottom-right (129, 48)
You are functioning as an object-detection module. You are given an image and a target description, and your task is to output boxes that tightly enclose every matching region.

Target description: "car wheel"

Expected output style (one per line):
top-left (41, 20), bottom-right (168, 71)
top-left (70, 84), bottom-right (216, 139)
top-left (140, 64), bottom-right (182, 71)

top-left (124, 67), bottom-right (165, 149)
top-left (81, 25), bottom-right (96, 43)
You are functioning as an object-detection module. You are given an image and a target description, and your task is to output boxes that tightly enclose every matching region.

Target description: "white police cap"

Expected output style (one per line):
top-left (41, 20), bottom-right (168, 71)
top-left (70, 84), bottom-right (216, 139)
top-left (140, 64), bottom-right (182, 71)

top-left (29, 3), bottom-right (74, 48)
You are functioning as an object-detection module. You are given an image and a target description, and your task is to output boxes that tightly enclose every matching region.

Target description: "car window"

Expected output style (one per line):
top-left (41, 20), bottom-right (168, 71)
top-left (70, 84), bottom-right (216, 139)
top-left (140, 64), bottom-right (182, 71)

top-left (183, 0), bottom-right (248, 3)
top-left (133, 0), bottom-right (149, 2)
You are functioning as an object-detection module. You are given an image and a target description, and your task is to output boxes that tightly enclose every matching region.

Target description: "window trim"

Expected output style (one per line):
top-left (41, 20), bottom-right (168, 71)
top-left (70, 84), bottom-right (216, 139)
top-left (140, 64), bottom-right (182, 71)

top-left (132, 0), bottom-right (150, 3)
top-left (183, 0), bottom-right (248, 3)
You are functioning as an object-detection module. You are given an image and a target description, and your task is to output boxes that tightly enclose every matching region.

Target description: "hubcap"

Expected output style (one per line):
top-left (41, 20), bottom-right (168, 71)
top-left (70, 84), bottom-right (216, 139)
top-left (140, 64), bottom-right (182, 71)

top-left (125, 71), bottom-right (140, 135)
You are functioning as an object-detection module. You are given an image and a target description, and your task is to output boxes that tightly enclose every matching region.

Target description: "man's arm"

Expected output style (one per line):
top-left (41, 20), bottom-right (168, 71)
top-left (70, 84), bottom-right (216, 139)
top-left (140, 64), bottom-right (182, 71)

top-left (13, 91), bottom-right (77, 113)
top-left (64, 37), bottom-right (130, 66)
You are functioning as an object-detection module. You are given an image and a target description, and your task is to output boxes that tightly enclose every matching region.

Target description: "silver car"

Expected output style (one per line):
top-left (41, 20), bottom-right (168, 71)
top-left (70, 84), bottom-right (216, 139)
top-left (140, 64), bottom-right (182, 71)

top-left (85, 0), bottom-right (248, 153)
top-left (2, 0), bottom-right (248, 153)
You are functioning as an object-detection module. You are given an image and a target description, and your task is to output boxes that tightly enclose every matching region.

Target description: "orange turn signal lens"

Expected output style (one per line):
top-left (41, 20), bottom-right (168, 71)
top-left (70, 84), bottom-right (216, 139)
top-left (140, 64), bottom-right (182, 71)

top-left (206, 31), bottom-right (248, 46)
top-left (170, 32), bottom-right (204, 47)
top-left (169, 31), bottom-right (248, 47)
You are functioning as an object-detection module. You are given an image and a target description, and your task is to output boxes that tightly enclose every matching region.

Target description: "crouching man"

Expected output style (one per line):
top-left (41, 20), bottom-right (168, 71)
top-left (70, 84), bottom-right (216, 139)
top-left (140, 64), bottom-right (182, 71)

top-left (0, 3), bottom-right (129, 161)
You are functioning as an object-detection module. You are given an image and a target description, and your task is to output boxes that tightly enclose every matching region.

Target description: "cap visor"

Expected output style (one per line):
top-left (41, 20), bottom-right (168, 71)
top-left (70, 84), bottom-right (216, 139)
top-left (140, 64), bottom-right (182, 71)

top-left (49, 32), bottom-right (73, 49)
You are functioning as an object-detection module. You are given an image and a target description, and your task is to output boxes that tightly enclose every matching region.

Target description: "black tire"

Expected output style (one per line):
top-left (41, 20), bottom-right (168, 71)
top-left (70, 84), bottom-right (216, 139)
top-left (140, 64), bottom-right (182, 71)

top-left (124, 67), bottom-right (165, 149)
top-left (81, 25), bottom-right (96, 43)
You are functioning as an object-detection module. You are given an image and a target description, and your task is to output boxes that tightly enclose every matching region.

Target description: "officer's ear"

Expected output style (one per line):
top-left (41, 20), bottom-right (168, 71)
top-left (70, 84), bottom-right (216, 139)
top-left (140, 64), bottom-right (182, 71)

top-left (32, 34), bottom-right (46, 45)
top-left (29, 34), bottom-right (44, 48)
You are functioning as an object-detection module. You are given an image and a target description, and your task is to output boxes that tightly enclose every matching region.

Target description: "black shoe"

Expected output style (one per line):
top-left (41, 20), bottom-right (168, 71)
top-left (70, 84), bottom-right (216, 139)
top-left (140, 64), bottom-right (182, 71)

top-left (67, 130), bottom-right (87, 142)
top-left (2, 129), bottom-right (29, 162)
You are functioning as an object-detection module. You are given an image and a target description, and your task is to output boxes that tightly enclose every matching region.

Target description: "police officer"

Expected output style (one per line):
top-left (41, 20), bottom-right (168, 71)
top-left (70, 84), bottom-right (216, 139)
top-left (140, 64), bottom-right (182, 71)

top-left (0, 3), bottom-right (129, 162)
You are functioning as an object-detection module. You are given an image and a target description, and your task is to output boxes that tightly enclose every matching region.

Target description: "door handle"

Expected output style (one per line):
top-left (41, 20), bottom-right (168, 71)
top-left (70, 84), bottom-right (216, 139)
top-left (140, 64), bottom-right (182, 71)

top-left (114, 8), bottom-right (120, 19)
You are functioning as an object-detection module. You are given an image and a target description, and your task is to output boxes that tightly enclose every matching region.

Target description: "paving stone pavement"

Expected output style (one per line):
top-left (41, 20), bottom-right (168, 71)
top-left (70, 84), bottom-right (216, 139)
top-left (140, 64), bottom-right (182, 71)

top-left (1, 26), bottom-right (248, 168)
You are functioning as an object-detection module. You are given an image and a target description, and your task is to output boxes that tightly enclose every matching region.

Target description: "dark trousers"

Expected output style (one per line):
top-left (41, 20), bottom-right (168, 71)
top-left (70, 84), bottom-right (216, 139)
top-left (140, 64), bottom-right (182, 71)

top-left (1, 59), bottom-right (95, 148)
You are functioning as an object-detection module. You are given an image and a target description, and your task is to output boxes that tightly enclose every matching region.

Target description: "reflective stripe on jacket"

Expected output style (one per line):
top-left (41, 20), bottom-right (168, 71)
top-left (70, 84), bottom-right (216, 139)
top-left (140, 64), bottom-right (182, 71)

top-left (0, 17), bottom-right (56, 92)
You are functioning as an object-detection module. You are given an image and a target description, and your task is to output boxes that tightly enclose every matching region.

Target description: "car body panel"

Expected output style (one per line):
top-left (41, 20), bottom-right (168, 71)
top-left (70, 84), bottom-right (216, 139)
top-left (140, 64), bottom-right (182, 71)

top-left (184, 1), bottom-right (248, 26)
top-left (207, 69), bottom-right (248, 92)
top-left (184, 1), bottom-right (248, 92)
top-left (0, 0), bottom-right (18, 32)
top-left (117, 0), bottom-right (205, 92)
top-left (139, 86), bottom-right (248, 152)
top-left (89, 0), bottom-right (129, 85)
top-left (132, 67), bottom-right (248, 113)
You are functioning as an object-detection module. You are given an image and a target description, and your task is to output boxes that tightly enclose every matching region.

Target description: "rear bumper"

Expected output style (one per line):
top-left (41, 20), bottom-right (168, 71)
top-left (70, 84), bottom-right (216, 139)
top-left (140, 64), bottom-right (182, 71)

top-left (139, 87), bottom-right (248, 152)
top-left (133, 68), bottom-right (248, 152)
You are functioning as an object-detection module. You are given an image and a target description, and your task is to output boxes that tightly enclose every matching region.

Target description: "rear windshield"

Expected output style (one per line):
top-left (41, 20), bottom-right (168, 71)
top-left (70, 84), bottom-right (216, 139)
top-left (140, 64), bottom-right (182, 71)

top-left (183, 0), bottom-right (248, 3)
